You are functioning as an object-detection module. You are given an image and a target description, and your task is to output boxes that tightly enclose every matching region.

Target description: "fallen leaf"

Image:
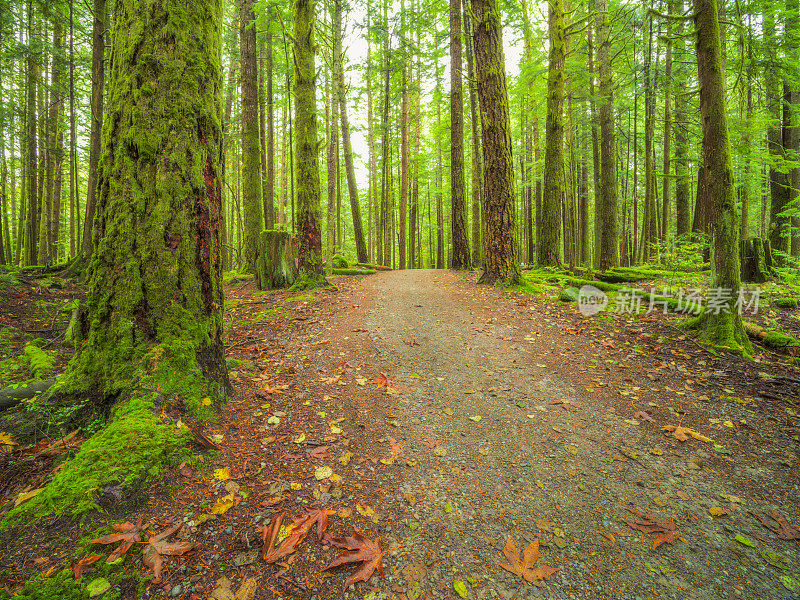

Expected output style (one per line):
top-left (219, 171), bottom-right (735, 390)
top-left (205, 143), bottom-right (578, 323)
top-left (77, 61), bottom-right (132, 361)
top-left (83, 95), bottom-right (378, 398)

top-left (315, 466), bottom-right (334, 480)
top-left (762, 549), bottom-right (790, 570)
top-left (235, 577), bottom-right (259, 600)
top-left (634, 410), bottom-right (655, 423)
top-left (453, 579), bottom-right (468, 598)
top-left (211, 493), bottom-right (235, 515)
top-left (0, 432), bottom-right (17, 446)
top-left (752, 510), bottom-right (800, 543)
top-left (214, 467), bottom-right (230, 480)
top-left (339, 451), bottom-right (353, 465)
top-left (662, 425), bottom-right (712, 442)
top-left (142, 522), bottom-right (195, 582)
top-left (210, 576), bottom-right (235, 600)
top-left (72, 555), bottom-right (102, 580)
top-left (293, 433), bottom-right (306, 444)
top-left (14, 488), bottom-right (43, 508)
top-left (469, 415), bottom-right (482, 422)
top-left (443, 408), bottom-right (454, 416)
top-left (624, 508), bottom-right (683, 549)
top-left (261, 508), bottom-right (335, 563)
top-left (323, 530), bottom-right (384, 590)
top-left (734, 534), bottom-right (756, 547)
top-left (357, 503), bottom-right (379, 523)
top-left (86, 577), bottom-right (110, 598)
top-left (709, 506), bottom-right (729, 517)
top-left (90, 520), bottom-right (144, 563)
top-left (499, 537), bottom-right (559, 586)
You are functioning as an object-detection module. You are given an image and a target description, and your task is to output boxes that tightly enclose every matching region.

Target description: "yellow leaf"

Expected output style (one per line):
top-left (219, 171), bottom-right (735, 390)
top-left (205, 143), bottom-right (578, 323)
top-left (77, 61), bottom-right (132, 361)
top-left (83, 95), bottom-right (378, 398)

top-left (338, 452), bottom-right (353, 466)
top-left (193, 513), bottom-right (216, 527)
top-left (314, 466), bottom-right (334, 480)
top-left (469, 415), bottom-right (482, 422)
top-left (290, 482), bottom-right (302, 490)
top-left (14, 488), bottom-right (43, 508)
top-left (201, 397), bottom-right (212, 406)
top-left (709, 506), bottom-right (729, 517)
top-left (211, 493), bottom-right (234, 515)
top-left (330, 425), bottom-right (343, 434)
top-left (453, 579), bottom-right (468, 598)
top-left (356, 503), bottom-right (379, 522)
top-left (535, 480), bottom-right (545, 489)
top-left (293, 433), bottom-right (306, 444)
top-left (443, 408), bottom-right (454, 416)
top-left (235, 577), bottom-right (258, 600)
top-left (0, 432), bottom-right (17, 446)
top-left (214, 467), bottom-right (230, 480)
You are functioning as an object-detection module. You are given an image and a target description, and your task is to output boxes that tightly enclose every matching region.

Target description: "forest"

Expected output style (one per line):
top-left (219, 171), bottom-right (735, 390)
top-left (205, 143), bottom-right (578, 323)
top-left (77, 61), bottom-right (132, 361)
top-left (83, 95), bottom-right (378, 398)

top-left (0, 0), bottom-right (799, 597)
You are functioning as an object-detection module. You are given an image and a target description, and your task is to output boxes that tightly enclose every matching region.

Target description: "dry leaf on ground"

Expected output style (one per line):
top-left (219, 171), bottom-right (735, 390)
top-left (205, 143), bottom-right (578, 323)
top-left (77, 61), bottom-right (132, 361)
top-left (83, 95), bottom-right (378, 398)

top-left (752, 510), bottom-right (800, 543)
top-left (499, 537), bottom-right (559, 586)
top-left (323, 530), bottom-right (384, 590)
top-left (662, 425), bottom-right (712, 442)
top-left (72, 555), bottom-right (102, 579)
top-left (90, 520), bottom-right (144, 563)
top-left (624, 508), bottom-right (683, 549)
top-left (141, 522), bottom-right (196, 582)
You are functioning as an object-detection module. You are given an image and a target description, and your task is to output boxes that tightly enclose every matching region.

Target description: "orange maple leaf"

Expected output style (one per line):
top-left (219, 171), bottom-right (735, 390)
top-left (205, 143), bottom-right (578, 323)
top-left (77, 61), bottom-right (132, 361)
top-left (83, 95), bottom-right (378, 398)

top-left (499, 537), bottom-right (559, 586)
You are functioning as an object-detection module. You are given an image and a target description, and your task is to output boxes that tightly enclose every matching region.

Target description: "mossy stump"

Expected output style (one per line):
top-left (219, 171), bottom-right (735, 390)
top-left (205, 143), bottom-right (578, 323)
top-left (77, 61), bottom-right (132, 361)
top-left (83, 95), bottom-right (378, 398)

top-left (256, 230), bottom-right (297, 290)
top-left (740, 237), bottom-right (774, 283)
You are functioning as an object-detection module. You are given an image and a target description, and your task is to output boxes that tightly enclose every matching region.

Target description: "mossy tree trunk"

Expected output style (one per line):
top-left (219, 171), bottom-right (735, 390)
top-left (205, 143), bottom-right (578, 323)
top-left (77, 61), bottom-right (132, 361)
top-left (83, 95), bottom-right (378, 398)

top-left (692, 0), bottom-right (753, 357)
top-left (24, 0), bottom-right (39, 267)
top-left (57, 0), bottom-right (230, 407)
top-left (596, 0), bottom-right (618, 271)
top-left (294, 0), bottom-right (325, 283)
top-left (538, 0), bottom-right (565, 267)
top-left (435, 61), bottom-right (444, 269)
top-left (674, 0), bottom-right (691, 239)
top-left (450, 0), bottom-right (471, 271)
top-left (261, 13), bottom-right (276, 230)
top-left (472, 0), bottom-right (520, 285)
top-left (81, 0), bottom-right (105, 261)
top-left (587, 23), bottom-right (601, 268)
top-left (464, 4), bottom-right (483, 266)
top-left (399, 15), bottom-right (410, 271)
top-left (241, 0), bottom-right (263, 274)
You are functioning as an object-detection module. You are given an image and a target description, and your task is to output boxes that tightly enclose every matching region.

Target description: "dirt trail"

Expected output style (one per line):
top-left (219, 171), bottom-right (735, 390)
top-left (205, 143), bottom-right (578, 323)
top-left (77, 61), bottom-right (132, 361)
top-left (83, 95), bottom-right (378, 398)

top-left (293, 269), bottom-right (799, 600)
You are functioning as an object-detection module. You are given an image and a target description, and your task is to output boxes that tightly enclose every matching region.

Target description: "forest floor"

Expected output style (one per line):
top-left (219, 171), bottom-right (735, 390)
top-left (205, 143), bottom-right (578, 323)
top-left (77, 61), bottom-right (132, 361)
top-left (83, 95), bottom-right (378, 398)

top-left (2, 268), bottom-right (800, 600)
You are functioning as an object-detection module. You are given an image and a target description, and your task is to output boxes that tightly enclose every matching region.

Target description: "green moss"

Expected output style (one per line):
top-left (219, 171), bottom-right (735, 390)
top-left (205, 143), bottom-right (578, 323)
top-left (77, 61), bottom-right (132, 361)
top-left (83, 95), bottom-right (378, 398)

top-left (0, 269), bottom-right (19, 290)
top-left (289, 272), bottom-right (328, 291)
top-left (1, 392), bottom-right (184, 527)
top-left (22, 344), bottom-right (56, 379)
top-left (253, 307), bottom-right (287, 322)
top-left (773, 297), bottom-right (799, 309)
top-left (332, 255), bottom-right (348, 268)
top-left (763, 330), bottom-right (800, 349)
top-left (225, 358), bottom-right (254, 371)
top-left (332, 268), bottom-right (376, 275)
top-left (286, 293), bottom-right (315, 302)
top-left (558, 287), bottom-right (580, 302)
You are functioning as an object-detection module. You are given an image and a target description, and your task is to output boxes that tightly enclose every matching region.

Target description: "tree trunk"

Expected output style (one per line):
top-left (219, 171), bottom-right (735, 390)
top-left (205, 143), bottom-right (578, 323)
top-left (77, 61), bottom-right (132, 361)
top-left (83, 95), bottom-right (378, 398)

top-left (642, 15), bottom-right (656, 261)
top-left (596, 0), bottom-right (618, 270)
top-left (294, 0), bottom-right (325, 283)
top-left (435, 62), bottom-right (444, 268)
top-left (221, 22), bottom-right (239, 272)
top-left (326, 3), bottom-right (339, 273)
top-left (241, 0), bottom-right (263, 274)
top-left (661, 0), bottom-right (673, 245)
top-left (339, 81), bottom-right (368, 265)
top-left (472, 0), bottom-right (519, 284)
top-left (263, 15), bottom-right (276, 229)
top-left (399, 24), bottom-right (410, 270)
top-left (692, 0), bottom-right (752, 356)
top-left (57, 0), bottom-right (230, 405)
top-left (674, 0), bottom-right (691, 239)
top-left (539, 0), bottom-right (565, 266)
top-left (450, 0), bottom-right (471, 270)
top-left (464, 4), bottom-right (483, 266)
top-left (587, 23), bottom-right (602, 268)
top-left (81, 0), bottom-right (105, 260)
top-left (24, 0), bottom-right (39, 266)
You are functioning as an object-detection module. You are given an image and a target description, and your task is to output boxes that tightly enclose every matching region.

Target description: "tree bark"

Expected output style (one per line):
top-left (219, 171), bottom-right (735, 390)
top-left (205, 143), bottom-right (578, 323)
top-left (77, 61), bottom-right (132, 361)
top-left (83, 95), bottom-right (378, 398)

top-left (450, 0), bottom-right (471, 270)
top-left (241, 0), bottom-right (263, 274)
top-left (81, 0), bottom-right (105, 260)
top-left (399, 17), bottom-right (410, 270)
top-left (661, 0), bottom-right (673, 245)
top-left (692, 0), bottom-right (752, 356)
top-left (294, 0), bottom-right (325, 282)
top-left (263, 16), bottom-right (276, 229)
top-left (24, 0), bottom-right (39, 266)
top-left (596, 0), bottom-right (618, 270)
top-left (539, 0), bottom-right (565, 266)
top-left (464, 4), bottom-right (483, 266)
top-left (472, 0), bottom-right (519, 284)
top-left (59, 0), bottom-right (230, 403)
top-left (674, 0), bottom-right (691, 239)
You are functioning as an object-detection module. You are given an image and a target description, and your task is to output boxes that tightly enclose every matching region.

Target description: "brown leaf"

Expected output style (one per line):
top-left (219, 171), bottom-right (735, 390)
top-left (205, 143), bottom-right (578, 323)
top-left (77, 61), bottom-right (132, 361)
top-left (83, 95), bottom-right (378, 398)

top-left (307, 445), bottom-right (329, 459)
top-left (498, 537), bottom-right (559, 586)
top-left (90, 520), bottom-right (143, 563)
top-left (262, 508), bottom-right (335, 563)
top-left (624, 508), bottom-right (683, 550)
top-left (662, 425), bottom-right (711, 442)
top-left (140, 523), bottom-right (195, 582)
top-left (634, 410), bottom-right (655, 423)
top-left (72, 555), bottom-right (102, 580)
top-left (371, 372), bottom-right (389, 388)
top-left (323, 530), bottom-right (384, 590)
top-left (752, 510), bottom-right (800, 543)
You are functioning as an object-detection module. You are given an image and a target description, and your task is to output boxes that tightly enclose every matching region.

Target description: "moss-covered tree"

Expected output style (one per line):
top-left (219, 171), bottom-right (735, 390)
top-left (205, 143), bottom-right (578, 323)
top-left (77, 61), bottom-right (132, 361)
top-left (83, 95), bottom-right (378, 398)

top-left (294, 0), bottom-right (325, 284)
top-left (241, 0), bottom-right (263, 274)
top-left (538, 0), bottom-right (564, 266)
top-left (688, 0), bottom-right (753, 356)
top-left (450, 0), bottom-right (471, 270)
top-left (472, 0), bottom-right (519, 284)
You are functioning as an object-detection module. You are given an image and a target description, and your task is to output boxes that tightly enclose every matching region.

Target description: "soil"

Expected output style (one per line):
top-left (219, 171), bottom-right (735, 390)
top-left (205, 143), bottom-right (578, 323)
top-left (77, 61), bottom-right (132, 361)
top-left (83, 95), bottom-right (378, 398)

top-left (2, 269), bottom-right (800, 600)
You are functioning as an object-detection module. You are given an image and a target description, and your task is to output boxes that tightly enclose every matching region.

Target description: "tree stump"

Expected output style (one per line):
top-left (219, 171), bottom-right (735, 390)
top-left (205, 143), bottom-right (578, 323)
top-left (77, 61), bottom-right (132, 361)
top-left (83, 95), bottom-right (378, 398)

top-left (256, 230), bottom-right (297, 290)
top-left (740, 237), bottom-right (773, 283)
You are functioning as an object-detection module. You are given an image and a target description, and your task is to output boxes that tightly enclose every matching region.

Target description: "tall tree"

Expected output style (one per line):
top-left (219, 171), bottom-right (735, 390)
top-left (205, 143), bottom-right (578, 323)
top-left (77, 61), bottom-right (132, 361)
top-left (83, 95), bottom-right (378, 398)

top-left (674, 0), bottom-right (691, 238)
top-left (596, 0), bottom-right (618, 270)
top-left (241, 0), bottom-right (263, 273)
top-left (81, 0), bottom-right (106, 260)
top-left (57, 0), bottom-right (230, 410)
top-left (472, 0), bottom-right (519, 284)
top-left (263, 12), bottom-right (276, 229)
top-left (464, 4), bottom-right (483, 265)
top-left (538, 0), bottom-right (565, 265)
top-left (41, 19), bottom-right (65, 264)
top-left (294, 0), bottom-right (325, 283)
top-left (450, 0), bottom-right (471, 269)
top-left (24, 0), bottom-right (39, 266)
top-left (690, 0), bottom-right (751, 356)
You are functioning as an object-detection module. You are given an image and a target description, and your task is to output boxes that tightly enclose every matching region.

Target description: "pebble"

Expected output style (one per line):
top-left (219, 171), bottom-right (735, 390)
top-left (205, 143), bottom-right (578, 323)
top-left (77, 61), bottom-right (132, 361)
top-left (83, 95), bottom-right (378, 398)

top-left (170, 585), bottom-right (183, 596)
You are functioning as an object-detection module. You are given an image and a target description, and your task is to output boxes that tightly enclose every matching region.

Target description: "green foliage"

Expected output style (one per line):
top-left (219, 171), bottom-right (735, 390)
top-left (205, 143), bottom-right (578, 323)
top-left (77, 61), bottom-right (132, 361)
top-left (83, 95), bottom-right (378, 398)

top-left (773, 297), bottom-right (799, 309)
top-left (0, 270), bottom-right (19, 290)
top-left (332, 254), bottom-right (348, 268)
top-left (222, 270), bottom-right (252, 285)
top-left (763, 330), bottom-right (800, 349)
top-left (22, 343), bottom-right (56, 379)
top-left (332, 268), bottom-right (376, 275)
top-left (1, 392), bottom-right (184, 526)
top-left (558, 287), bottom-right (580, 302)
top-left (289, 272), bottom-right (328, 291)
